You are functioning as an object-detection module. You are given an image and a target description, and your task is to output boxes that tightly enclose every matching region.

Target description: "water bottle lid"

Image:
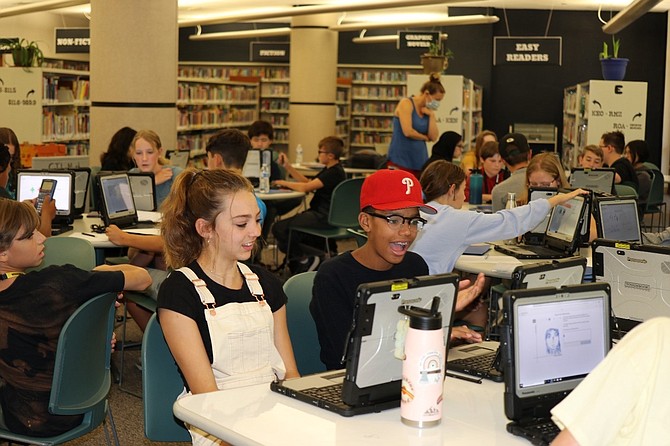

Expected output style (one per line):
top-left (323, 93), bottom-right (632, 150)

top-left (397, 296), bottom-right (442, 330)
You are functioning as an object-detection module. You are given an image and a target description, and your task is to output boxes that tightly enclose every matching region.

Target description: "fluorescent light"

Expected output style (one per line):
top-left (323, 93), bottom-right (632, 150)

top-left (331, 14), bottom-right (499, 32)
top-left (0, 0), bottom-right (89, 18)
top-left (602, 0), bottom-right (664, 34)
top-left (189, 27), bottom-right (291, 41)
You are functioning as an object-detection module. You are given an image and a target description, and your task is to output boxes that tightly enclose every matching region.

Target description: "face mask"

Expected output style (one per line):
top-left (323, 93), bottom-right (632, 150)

top-left (426, 98), bottom-right (441, 110)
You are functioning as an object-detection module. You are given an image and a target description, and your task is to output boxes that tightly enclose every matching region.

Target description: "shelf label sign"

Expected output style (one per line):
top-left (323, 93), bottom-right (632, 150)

top-left (397, 32), bottom-right (440, 50)
top-left (55, 28), bottom-right (90, 53)
top-left (493, 37), bottom-right (562, 65)
top-left (250, 42), bottom-right (289, 62)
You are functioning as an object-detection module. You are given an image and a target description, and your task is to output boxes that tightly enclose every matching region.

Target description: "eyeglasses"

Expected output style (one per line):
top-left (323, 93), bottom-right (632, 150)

top-left (529, 179), bottom-right (558, 188)
top-left (366, 212), bottom-right (427, 231)
top-left (318, 151), bottom-right (330, 155)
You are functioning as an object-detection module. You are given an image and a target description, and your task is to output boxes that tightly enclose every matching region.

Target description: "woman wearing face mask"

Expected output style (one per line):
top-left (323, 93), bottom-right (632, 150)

top-left (387, 72), bottom-right (444, 178)
top-left (421, 130), bottom-right (463, 172)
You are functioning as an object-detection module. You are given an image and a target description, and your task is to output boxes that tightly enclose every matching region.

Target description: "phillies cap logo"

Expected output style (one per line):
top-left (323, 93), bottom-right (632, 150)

top-left (402, 177), bottom-right (414, 195)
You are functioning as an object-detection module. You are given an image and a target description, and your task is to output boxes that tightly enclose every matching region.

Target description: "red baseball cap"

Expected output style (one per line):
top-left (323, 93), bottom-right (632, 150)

top-left (360, 169), bottom-right (437, 214)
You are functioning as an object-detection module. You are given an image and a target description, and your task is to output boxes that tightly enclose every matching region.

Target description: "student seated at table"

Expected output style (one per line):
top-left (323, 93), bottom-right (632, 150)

top-left (157, 169), bottom-right (299, 445)
top-left (624, 139), bottom-right (652, 205)
top-left (600, 130), bottom-right (639, 192)
top-left (100, 126), bottom-right (136, 171)
top-left (460, 129), bottom-right (497, 174)
top-left (0, 198), bottom-right (151, 437)
top-left (464, 141), bottom-right (509, 203)
top-left (310, 169), bottom-right (485, 370)
top-left (577, 144), bottom-right (603, 169)
top-left (551, 317), bottom-right (670, 446)
top-left (420, 130), bottom-right (464, 172)
top-left (273, 136), bottom-right (346, 274)
top-left (491, 133), bottom-right (532, 211)
top-left (519, 152), bottom-right (570, 203)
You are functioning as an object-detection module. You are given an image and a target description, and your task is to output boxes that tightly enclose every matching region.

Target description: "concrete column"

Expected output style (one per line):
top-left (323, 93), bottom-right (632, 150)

top-left (289, 14), bottom-right (338, 161)
top-left (89, 0), bottom-right (178, 166)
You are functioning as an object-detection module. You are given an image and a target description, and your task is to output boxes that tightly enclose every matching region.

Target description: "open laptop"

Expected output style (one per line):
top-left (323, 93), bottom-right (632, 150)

top-left (569, 167), bottom-right (615, 194)
top-left (592, 239), bottom-right (670, 338)
top-left (448, 257), bottom-right (587, 382)
top-left (128, 172), bottom-right (157, 211)
top-left (241, 149), bottom-right (272, 188)
top-left (72, 168), bottom-right (91, 217)
top-left (523, 188), bottom-right (558, 245)
top-left (495, 194), bottom-right (589, 259)
top-left (17, 170), bottom-right (76, 234)
top-left (168, 150), bottom-right (189, 169)
top-left (502, 283), bottom-right (612, 446)
top-left (593, 197), bottom-right (641, 243)
top-left (271, 273), bottom-right (458, 417)
top-left (98, 173), bottom-right (157, 230)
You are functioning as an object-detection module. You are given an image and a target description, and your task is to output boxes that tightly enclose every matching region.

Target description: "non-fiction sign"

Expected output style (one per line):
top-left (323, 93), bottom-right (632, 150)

top-left (250, 42), bottom-right (290, 62)
top-left (55, 28), bottom-right (90, 53)
top-left (398, 32), bottom-right (440, 50)
top-left (493, 37), bottom-right (562, 65)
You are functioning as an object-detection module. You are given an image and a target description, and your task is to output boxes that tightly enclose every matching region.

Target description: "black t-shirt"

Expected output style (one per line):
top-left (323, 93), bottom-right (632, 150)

top-left (610, 157), bottom-right (639, 191)
top-left (156, 261), bottom-right (287, 383)
top-left (309, 163), bottom-right (346, 215)
top-left (310, 251), bottom-right (429, 370)
top-left (0, 265), bottom-right (124, 437)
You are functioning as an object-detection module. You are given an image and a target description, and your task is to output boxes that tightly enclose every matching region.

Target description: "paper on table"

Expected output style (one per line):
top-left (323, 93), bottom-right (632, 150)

top-left (137, 210), bottom-right (162, 222)
top-left (123, 228), bottom-right (161, 236)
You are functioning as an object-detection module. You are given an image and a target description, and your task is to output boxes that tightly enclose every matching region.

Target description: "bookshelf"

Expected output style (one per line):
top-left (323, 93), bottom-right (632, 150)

top-left (336, 79), bottom-right (352, 150)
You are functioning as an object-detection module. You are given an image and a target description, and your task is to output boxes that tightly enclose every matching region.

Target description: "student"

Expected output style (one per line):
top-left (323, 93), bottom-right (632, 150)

top-left (522, 152), bottom-right (570, 203)
top-left (464, 140), bottom-right (509, 203)
top-left (157, 169), bottom-right (299, 445)
top-left (273, 136), bottom-right (346, 273)
top-left (491, 133), bottom-right (532, 211)
top-left (421, 130), bottom-right (464, 172)
top-left (311, 169), bottom-right (485, 370)
top-left (129, 129), bottom-right (183, 206)
top-left (577, 144), bottom-right (603, 169)
top-left (0, 128), bottom-right (21, 198)
top-left (460, 129), bottom-right (497, 174)
top-left (412, 160), bottom-right (584, 276)
top-left (624, 139), bottom-right (652, 204)
top-left (551, 317), bottom-right (670, 446)
top-left (387, 73), bottom-right (443, 177)
top-left (100, 126), bottom-right (136, 171)
top-left (600, 131), bottom-right (639, 191)
top-left (0, 198), bottom-right (151, 437)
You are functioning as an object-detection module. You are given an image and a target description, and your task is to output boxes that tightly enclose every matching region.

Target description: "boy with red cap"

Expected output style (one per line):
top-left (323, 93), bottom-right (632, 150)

top-left (310, 169), bottom-right (485, 370)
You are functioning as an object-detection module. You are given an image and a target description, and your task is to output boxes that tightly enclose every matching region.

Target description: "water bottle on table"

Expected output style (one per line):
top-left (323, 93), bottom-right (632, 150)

top-left (504, 192), bottom-right (518, 245)
top-left (295, 144), bottom-right (303, 165)
top-left (469, 170), bottom-right (483, 205)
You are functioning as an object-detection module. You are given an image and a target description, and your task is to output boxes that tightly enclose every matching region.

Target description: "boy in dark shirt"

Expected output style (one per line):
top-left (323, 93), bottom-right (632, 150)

top-left (272, 136), bottom-right (346, 273)
top-left (600, 131), bottom-right (639, 191)
top-left (310, 169), bottom-right (485, 370)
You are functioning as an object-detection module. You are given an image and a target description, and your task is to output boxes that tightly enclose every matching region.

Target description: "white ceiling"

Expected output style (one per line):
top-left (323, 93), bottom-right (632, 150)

top-left (0, 0), bottom-right (669, 23)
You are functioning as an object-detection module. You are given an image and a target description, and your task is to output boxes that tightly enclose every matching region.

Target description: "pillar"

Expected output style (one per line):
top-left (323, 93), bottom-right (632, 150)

top-left (89, 0), bottom-right (178, 166)
top-left (289, 14), bottom-right (339, 161)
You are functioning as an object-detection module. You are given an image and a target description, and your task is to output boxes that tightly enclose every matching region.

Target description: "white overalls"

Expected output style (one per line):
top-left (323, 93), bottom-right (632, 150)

top-left (177, 263), bottom-right (286, 445)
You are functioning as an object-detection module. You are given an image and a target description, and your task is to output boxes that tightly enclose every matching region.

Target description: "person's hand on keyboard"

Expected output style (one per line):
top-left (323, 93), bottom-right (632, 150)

top-left (450, 325), bottom-right (482, 344)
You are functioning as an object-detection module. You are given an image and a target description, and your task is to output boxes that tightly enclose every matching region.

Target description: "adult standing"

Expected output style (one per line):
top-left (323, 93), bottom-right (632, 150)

top-left (387, 73), bottom-right (444, 177)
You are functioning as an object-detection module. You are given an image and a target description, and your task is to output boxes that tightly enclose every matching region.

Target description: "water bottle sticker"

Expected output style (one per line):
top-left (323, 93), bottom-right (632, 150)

top-left (401, 377), bottom-right (415, 403)
top-left (394, 319), bottom-right (409, 360)
top-left (418, 351), bottom-right (443, 384)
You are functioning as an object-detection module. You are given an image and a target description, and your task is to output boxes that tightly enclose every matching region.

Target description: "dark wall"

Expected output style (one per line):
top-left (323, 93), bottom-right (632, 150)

top-left (178, 9), bottom-right (667, 166)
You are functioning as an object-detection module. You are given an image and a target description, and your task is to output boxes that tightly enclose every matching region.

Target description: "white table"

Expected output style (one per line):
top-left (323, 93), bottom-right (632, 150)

top-left (255, 189), bottom-right (305, 201)
top-left (173, 378), bottom-right (525, 446)
top-left (292, 163), bottom-right (378, 178)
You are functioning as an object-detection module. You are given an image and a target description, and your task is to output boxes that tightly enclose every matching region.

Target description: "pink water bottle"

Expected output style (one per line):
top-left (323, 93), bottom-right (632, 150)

top-left (398, 297), bottom-right (445, 428)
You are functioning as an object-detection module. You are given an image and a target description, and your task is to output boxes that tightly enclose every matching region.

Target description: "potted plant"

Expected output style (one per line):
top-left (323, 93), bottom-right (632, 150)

top-left (0, 38), bottom-right (44, 68)
top-left (420, 42), bottom-right (454, 74)
top-left (599, 36), bottom-right (628, 81)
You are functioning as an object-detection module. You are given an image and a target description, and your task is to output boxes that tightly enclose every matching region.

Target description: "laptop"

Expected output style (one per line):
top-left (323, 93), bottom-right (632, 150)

top-left (72, 168), bottom-right (91, 217)
top-left (271, 273), bottom-right (458, 417)
top-left (168, 150), bottom-right (189, 169)
top-left (495, 193), bottom-right (589, 259)
top-left (592, 238), bottom-right (670, 338)
top-left (128, 172), bottom-right (157, 211)
top-left (502, 283), bottom-right (612, 445)
top-left (569, 167), bottom-right (615, 194)
top-left (242, 149), bottom-right (272, 188)
top-left (17, 170), bottom-right (76, 234)
top-left (98, 173), bottom-right (157, 230)
top-left (448, 257), bottom-right (587, 382)
top-left (522, 188), bottom-right (558, 245)
top-left (593, 197), bottom-right (641, 243)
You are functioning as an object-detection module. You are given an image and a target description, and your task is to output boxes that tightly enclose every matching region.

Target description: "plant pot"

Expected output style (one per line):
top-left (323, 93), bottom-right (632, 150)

top-left (420, 55), bottom-right (447, 74)
top-left (600, 58), bottom-right (629, 81)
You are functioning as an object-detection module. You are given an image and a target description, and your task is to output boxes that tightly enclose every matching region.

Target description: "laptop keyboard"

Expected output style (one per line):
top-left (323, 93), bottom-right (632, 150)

top-left (448, 351), bottom-right (503, 382)
top-left (300, 384), bottom-right (352, 410)
top-left (510, 419), bottom-right (561, 445)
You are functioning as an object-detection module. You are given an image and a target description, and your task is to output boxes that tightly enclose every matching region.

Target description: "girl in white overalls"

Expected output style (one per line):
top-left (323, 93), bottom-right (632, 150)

top-left (157, 169), bottom-right (300, 445)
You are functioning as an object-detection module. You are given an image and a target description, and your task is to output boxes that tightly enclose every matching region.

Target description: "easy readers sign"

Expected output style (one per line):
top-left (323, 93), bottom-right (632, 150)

top-left (55, 28), bottom-right (90, 53)
top-left (493, 37), bottom-right (562, 65)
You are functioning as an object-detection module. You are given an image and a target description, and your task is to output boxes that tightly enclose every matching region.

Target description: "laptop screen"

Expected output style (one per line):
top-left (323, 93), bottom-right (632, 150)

top-left (545, 195), bottom-right (585, 244)
top-left (598, 199), bottom-right (641, 243)
top-left (570, 168), bottom-right (615, 194)
top-left (17, 171), bottom-right (73, 216)
top-left (242, 149), bottom-right (261, 179)
top-left (128, 173), bottom-right (156, 211)
top-left (73, 168), bottom-right (90, 213)
top-left (528, 188), bottom-right (558, 234)
top-left (512, 289), bottom-right (609, 398)
top-left (99, 173), bottom-right (137, 220)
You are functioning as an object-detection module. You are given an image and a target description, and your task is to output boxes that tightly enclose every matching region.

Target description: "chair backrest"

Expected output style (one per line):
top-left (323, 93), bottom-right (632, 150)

top-left (646, 169), bottom-right (665, 208)
top-left (643, 161), bottom-right (660, 171)
top-left (283, 271), bottom-right (325, 375)
top-left (614, 183), bottom-right (638, 199)
top-left (142, 314), bottom-right (191, 442)
top-left (50, 292), bottom-right (116, 415)
top-left (328, 177), bottom-right (364, 228)
top-left (37, 237), bottom-right (96, 271)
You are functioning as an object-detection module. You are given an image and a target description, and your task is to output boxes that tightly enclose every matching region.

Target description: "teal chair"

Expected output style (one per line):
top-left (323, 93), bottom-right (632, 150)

top-left (286, 178), bottom-right (364, 261)
top-left (642, 169), bottom-right (667, 232)
top-left (614, 184), bottom-right (638, 199)
top-left (142, 314), bottom-right (191, 442)
top-left (0, 293), bottom-right (119, 445)
top-left (31, 237), bottom-right (96, 271)
top-left (283, 271), bottom-right (325, 375)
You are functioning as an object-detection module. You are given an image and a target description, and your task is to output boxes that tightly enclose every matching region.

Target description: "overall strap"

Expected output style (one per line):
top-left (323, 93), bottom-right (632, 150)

top-left (236, 262), bottom-right (266, 305)
top-left (178, 267), bottom-right (216, 309)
